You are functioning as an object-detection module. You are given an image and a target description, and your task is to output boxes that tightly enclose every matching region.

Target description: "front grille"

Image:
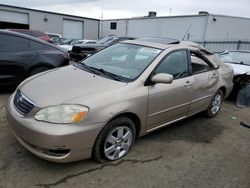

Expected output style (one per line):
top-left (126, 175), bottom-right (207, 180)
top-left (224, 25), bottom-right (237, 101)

top-left (13, 90), bottom-right (35, 115)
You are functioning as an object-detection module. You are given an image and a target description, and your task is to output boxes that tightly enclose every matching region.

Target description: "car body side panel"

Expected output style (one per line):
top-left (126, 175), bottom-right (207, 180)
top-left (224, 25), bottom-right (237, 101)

top-left (147, 77), bottom-right (191, 129)
top-left (69, 81), bottom-right (149, 136)
top-left (189, 70), bottom-right (219, 115)
top-left (207, 55), bottom-right (234, 98)
top-left (31, 49), bottom-right (68, 69)
top-left (0, 50), bottom-right (37, 86)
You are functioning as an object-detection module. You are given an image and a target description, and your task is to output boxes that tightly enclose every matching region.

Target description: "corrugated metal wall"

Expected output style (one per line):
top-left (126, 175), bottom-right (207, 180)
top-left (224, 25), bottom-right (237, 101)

top-left (196, 40), bottom-right (250, 53)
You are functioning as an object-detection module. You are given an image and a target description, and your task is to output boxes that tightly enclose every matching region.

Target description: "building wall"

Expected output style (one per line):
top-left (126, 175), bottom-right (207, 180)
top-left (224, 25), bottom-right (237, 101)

top-left (0, 5), bottom-right (99, 40)
top-left (205, 15), bottom-right (250, 40)
top-left (100, 14), bottom-right (250, 42)
top-left (100, 19), bottom-right (128, 37)
top-left (126, 16), bottom-right (207, 41)
top-left (100, 15), bottom-right (207, 40)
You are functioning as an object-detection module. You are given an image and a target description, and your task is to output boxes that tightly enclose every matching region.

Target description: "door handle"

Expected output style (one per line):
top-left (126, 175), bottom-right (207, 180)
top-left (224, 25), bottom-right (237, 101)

top-left (184, 81), bottom-right (192, 87)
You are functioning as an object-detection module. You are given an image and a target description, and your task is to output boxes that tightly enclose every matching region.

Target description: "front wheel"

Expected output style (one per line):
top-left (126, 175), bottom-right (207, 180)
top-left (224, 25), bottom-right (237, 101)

top-left (92, 117), bottom-right (136, 163)
top-left (205, 90), bottom-right (223, 118)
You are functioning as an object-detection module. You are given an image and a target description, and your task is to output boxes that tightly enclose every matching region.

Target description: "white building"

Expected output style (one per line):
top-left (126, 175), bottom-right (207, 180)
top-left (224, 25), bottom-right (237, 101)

top-left (0, 4), bottom-right (99, 39)
top-left (100, 12), bottom-right (250, 42)
top-left (1, 4), bottom-right (250, 52)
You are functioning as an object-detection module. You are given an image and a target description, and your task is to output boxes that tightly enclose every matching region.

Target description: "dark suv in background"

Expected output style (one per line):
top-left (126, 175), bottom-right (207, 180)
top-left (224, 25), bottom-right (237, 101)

top-left (70, 35), bottom-right (135, 61)
top-left (0, 30), bottom-right (69, 88)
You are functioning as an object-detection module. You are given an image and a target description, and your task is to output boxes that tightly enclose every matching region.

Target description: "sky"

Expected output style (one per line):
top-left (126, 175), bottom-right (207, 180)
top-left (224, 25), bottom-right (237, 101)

top-left (1, 0), bottom-right (250, 19)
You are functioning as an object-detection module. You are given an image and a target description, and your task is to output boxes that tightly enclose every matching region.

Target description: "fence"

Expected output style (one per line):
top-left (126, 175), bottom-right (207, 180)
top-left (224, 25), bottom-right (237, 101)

top-left (195, 40), bottom-right (250, 53)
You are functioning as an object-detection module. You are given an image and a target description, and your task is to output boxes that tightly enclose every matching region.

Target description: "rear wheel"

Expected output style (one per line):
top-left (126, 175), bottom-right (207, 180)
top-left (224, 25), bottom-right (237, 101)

top-left (205, 90), bottom-right (223, 118)
top-left (92, 117), bottom-right (136, 163)
top-left (30, 66), bottom-right (50, 76)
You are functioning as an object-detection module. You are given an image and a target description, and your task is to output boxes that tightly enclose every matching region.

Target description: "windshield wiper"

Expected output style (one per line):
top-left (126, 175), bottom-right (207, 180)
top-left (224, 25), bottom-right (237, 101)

top-left (88, 66), bottom-right (124, 81)
top-left (77, 63), bottom-right (97, 74)
top-left (77, 63), bottom-right (128, 82)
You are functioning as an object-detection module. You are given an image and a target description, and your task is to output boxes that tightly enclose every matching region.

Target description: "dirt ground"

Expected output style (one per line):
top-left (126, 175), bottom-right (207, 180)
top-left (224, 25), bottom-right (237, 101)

top-left (0, 92), bottom-right (249, 188)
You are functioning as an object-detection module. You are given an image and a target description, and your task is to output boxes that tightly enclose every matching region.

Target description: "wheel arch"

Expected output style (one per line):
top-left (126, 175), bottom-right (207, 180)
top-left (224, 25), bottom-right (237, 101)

top-left (106, 112), bottom-right (142, 138)
top-left (218, 86), bottom-right (226, 98)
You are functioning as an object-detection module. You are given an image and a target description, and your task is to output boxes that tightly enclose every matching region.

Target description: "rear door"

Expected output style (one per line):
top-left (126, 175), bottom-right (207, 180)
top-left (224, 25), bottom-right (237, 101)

top-left (188, 51), bottom-right (219, 115)
top-left (0, 33), bottom-right (36, 85)
top-left (147, 49), bottom-right (192, 131)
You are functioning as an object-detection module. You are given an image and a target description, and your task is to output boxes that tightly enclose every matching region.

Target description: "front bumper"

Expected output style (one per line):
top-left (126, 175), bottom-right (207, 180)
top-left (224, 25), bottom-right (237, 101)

top-left (6, 95), bottom-right (105, 163)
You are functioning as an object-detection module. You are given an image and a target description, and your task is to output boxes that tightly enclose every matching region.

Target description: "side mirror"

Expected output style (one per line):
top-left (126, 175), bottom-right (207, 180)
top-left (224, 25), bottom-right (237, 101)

top-left (151, 73), bottom-right (173, 84)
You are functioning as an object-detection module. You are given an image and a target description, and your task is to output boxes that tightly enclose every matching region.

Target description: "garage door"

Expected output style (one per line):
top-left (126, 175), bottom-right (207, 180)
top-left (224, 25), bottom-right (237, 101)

top-left (0, 10), bottom-right (29, 29)
top-left (63, 19), bottom-right (84, 39)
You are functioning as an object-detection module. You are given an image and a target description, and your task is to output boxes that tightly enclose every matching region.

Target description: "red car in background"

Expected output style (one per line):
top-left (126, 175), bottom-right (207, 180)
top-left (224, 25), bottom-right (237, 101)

top-left (7, 29), bottom-right (51, 43)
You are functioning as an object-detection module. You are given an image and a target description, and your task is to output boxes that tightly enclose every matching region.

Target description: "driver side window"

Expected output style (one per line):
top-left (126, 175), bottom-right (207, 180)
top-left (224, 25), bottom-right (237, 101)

top-left (155, 50), bottom-right (188, 79)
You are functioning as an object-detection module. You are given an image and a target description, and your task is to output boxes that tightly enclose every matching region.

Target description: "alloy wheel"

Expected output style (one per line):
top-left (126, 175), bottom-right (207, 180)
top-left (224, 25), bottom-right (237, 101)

top-left (104, 126), bottom-right (133, 160)
top-left (211, 93), bottom-right (222, 114)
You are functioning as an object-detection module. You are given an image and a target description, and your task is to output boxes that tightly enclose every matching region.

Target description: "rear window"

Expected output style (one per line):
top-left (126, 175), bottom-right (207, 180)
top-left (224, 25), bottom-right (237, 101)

top-left (0, 34), bottom-right (29, 51)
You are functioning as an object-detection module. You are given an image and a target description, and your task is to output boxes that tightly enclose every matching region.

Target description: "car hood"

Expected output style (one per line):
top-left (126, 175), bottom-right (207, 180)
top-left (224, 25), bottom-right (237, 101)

top-left (19, 65), bottom-right (127, 107)
top-left (58, 45), bottom-right (72, 51)
top-left (227, 63), bottom-right (250, 75)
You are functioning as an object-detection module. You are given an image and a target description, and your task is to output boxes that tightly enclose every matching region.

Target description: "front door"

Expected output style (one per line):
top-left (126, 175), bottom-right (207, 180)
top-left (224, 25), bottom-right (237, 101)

top-left (188, 51), bottom-right (219, 115)
top-left (147, 50), bottom-right (192, 131)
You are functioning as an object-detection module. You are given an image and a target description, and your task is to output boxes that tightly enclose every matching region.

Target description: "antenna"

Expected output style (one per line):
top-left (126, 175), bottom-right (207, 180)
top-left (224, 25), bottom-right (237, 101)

top-left (182, 24), bottom-right (192, 41)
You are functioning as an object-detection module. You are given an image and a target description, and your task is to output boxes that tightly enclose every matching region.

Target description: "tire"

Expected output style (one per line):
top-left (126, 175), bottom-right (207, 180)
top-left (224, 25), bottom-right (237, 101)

top-left (92, 117), bottom-right (136, 163)
top-left (30, 66), bottom-right (50, 76)
top-left (205, 90), bottom-right (224, 118)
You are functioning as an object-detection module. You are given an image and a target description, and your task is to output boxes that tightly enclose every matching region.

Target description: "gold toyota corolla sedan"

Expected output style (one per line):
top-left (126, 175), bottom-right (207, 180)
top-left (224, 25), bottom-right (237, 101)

top-left (6, 38), bottom-right (234, 163)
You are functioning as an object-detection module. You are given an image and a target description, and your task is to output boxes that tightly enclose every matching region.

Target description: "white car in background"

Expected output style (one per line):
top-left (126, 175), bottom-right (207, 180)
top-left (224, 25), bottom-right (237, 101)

top-left (218, 50), bottom-right (250, 99)
top-left (58, 39), bottom-right (97, 52)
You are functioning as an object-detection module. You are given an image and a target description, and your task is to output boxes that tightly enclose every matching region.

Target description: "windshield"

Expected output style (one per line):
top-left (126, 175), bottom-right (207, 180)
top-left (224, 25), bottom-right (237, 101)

top-left (219, 51), bottom-right (250, 66)
top-left (80, 43), bottom-right (162, 81)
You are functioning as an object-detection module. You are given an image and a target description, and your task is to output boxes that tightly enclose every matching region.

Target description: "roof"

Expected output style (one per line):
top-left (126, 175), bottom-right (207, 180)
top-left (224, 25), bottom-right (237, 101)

top-left (0, 4), bottom-right (99, 21)
top-left (136, 37), bottom-right (180, 45)
top-left (102, 13), bottom-right (250, 22)
top-left (122, 38), bottom-right (213, 55)
top-left (122, 40), bottom-right (171, 50)
top-left (102, 14), bottom-right (208, 21)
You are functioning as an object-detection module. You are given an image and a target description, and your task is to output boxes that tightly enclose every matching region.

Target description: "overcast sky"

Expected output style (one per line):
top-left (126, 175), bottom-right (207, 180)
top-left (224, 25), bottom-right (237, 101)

top-left (1, 0), bottom-right (250, 19)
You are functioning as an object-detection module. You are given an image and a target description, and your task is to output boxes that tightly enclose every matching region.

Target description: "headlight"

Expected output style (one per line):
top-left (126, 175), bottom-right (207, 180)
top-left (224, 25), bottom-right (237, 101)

top-left (34, 105), bottom-right (89, 124)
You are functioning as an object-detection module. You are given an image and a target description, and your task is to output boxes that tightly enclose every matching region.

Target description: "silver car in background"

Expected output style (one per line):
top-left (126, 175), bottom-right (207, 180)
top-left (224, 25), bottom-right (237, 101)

top-left (6, 39), bottom-right (234, 163)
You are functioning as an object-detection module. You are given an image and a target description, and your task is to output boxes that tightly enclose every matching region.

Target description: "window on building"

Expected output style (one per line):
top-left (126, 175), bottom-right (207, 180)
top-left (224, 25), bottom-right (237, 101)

top-left (110, 22), bottom-right (117, 30)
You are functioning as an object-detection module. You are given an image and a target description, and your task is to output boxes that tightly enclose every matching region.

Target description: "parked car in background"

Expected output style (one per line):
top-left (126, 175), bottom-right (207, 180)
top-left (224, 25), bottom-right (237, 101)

top-left (8, 29), bottom-right (51, 43)
top-left (70, 35), bottom-right (135, 61)
top-left (47, 32), bottom-right (62, 40)
top-left (58, 39), bottom-right (97, 52)
top-left (218, 50), bottom-right (250, 97)
top-left (0, 30), bottom-right (69, 88)
top-left (6, 38), bottom-right (233, 163)
top-left (47, 33), bottom-right (63, 45)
